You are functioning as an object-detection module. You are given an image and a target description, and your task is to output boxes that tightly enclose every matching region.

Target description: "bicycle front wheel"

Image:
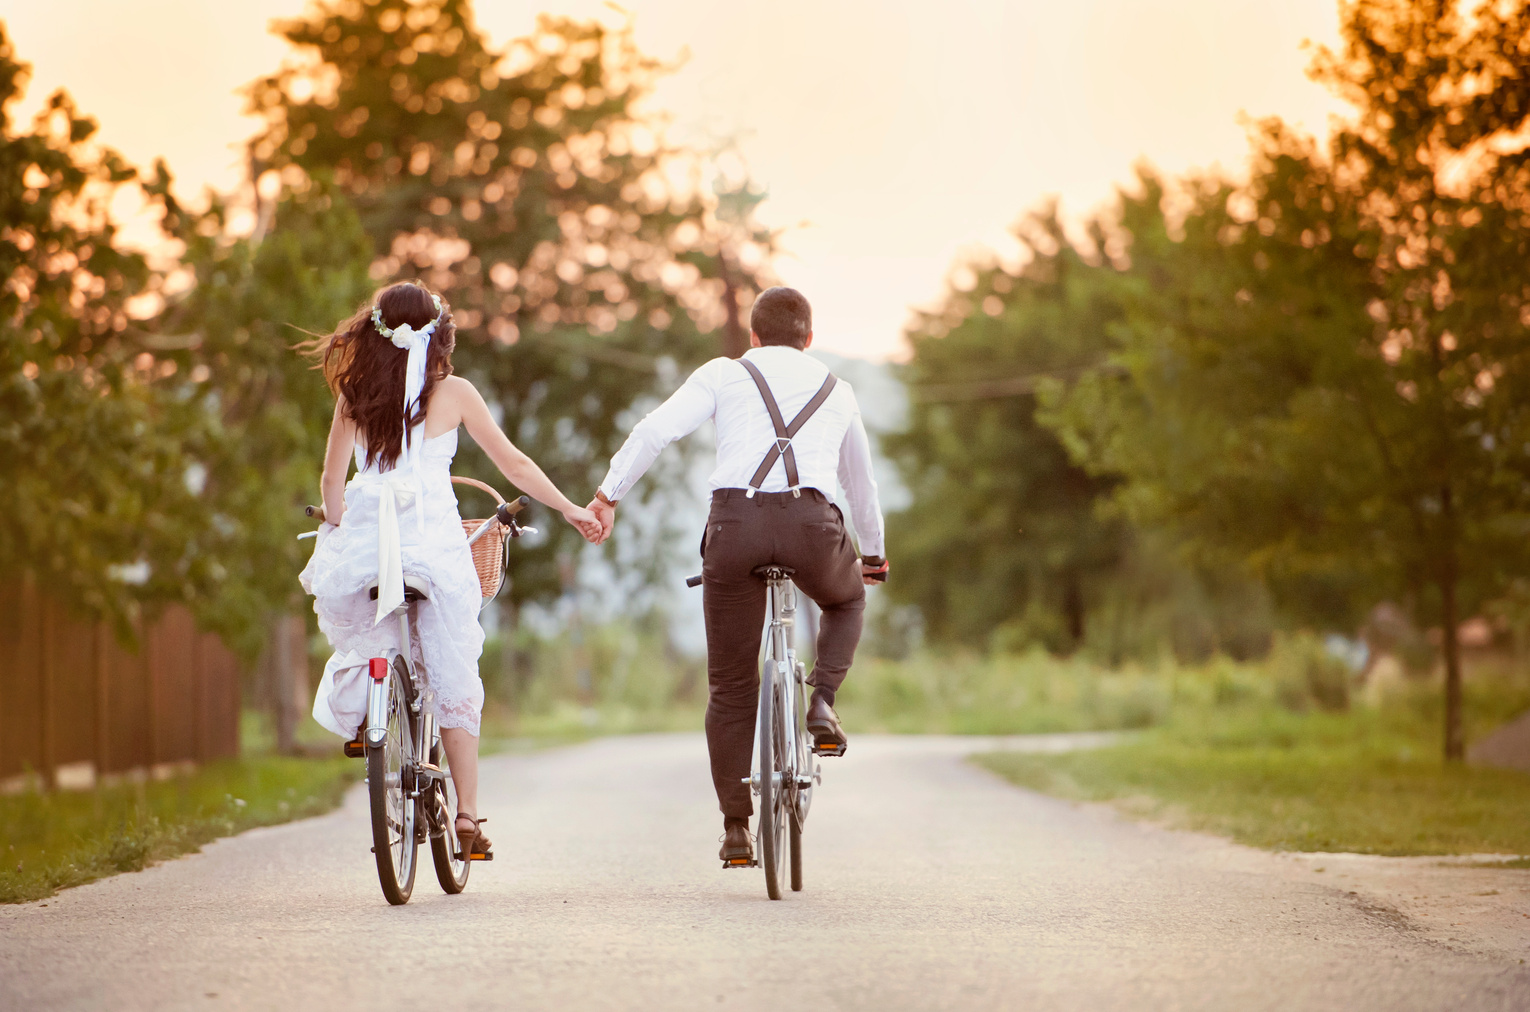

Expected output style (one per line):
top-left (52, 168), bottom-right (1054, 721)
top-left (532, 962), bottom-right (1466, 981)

top-left (758, 661), bottom-right (790, 900)
top-left (368, 670), bottom-right (418, 905)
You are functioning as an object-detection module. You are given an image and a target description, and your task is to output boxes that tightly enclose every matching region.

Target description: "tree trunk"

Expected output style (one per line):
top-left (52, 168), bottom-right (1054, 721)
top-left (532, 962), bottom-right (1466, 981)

top-left (1438, 482), bottom-right (1464, 762)
top-left (270, 614), bottom-right (308, 756)
top-left (1440, 565), bottom-right (1464, 762)
top-left (717, 251), bottom-right (750, 359)
top-left (1062, 572), bottom-right (1086, 652)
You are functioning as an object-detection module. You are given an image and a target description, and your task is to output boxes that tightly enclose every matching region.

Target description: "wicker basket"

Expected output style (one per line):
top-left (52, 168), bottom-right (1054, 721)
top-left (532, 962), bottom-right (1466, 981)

top-left (451, 476), bottom-right (508, 600)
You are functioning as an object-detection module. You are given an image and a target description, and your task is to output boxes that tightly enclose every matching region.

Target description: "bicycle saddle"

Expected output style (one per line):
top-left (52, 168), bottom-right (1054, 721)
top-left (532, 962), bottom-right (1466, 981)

top-left (751, 565), bottom-right (795, 580)
top-left (366, 577), bottom-right (429, 603)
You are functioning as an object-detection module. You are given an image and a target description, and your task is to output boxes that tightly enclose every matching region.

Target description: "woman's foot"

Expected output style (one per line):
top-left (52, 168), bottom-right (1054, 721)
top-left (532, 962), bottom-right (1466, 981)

top-left (455, 812), bottom-right (493, 861)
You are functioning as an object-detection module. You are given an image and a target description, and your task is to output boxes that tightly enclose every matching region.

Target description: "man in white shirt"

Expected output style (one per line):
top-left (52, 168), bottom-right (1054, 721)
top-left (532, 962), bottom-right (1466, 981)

top-left (587, 287), bottom-right (889, 864)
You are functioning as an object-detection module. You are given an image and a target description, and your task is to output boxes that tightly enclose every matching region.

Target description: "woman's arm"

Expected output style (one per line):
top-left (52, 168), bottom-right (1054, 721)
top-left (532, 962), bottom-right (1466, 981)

top-left (320, 398), bottom-right (357, 526)
top-left (453, 379), bottom-right (601, 538)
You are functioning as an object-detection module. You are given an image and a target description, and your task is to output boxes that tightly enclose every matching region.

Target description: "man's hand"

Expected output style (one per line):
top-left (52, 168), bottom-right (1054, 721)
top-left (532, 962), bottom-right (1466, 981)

top-left (861, 556), bottom-right (889, 585)
top-left (587, 496), bottom-right (615, 545)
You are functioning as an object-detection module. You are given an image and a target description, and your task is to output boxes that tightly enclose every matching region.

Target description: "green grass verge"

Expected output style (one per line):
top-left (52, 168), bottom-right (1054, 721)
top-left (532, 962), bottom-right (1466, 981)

top-left (0, 756), bottom-right (360, 904)
top-left (976, 706), bottom-right (1530, 855)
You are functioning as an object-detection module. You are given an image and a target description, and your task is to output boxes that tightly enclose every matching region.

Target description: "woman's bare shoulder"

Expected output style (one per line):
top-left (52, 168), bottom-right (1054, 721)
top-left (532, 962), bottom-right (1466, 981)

top-left (422, 375), bottom-right (479, 436)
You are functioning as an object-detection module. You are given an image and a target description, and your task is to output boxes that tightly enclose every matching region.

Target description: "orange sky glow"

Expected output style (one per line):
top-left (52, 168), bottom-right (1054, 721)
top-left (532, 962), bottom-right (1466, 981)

top-left (3, 0), bottom-right (1348, 360)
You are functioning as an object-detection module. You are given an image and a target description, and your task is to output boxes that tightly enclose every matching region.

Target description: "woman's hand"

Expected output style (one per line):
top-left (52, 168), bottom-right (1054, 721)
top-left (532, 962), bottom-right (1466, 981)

top-left (563, 505), bottom-right (603, 543)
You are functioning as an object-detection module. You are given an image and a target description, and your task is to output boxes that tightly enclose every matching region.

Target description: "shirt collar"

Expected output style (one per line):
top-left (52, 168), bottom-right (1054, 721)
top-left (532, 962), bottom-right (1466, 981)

top-left (742, 345), bottom-right (808, 361)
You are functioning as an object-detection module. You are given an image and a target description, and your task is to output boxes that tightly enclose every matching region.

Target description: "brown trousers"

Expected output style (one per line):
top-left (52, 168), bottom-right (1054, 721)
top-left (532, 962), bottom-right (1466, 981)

top-left (700, 488), bottom-right (866, 819)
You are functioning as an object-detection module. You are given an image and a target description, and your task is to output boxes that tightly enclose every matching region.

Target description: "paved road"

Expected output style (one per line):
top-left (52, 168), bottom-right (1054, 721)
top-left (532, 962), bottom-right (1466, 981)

top-left (3, 733), bottom-right (1528, 1011)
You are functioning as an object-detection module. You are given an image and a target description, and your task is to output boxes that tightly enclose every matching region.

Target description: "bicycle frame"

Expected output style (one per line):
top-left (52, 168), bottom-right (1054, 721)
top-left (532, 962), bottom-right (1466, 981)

top-left (365, 604), bottom-right (445, 805)
top-left (748, 575), bottom-right (817, 821)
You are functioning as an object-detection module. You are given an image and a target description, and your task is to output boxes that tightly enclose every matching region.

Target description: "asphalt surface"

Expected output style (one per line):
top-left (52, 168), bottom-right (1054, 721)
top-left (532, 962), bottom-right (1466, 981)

top-left (3, 733), bottom-right (1528, 1011)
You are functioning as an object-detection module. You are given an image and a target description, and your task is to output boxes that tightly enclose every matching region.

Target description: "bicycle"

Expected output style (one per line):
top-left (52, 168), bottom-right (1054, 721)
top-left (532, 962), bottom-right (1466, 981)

top-left (302, 485), bottom-right (533, 905)
top-left (686, 565), bottom-right (841, 900)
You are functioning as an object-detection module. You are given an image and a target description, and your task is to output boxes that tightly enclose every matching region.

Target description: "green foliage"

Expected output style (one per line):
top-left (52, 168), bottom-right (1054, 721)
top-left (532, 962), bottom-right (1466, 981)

top-left (244, 0), bottom-right (775, 604)
top-left (144, 172), bottom-right (376, 658)
top-left (1037, 0), bottom-right (1530, 757)
top-left (477, 614), bottom-right (705, 739)
top-left (886, 208), bottom-right (1129, 651)
top-left (0, 756), bottom-right (357, 904)
top-left (886, 205), bottom-right (1277, 661)
top-left (835, 648), bottom-right (1174, 735)
top-left (0, 25), bottom-right (213, 633)
top-left (1269, 633), bottom-right (1353, 713)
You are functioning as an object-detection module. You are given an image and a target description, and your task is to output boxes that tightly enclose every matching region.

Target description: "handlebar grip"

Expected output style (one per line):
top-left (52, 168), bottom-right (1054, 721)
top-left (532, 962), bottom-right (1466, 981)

top-left (866, 569), bottom-right (888, 583)
top-left (305, 504), bottom-right (326, 523)
top-left (685, 574), bottom-right (703, 588)
top-left (495, 496), bottom-right (529, 525)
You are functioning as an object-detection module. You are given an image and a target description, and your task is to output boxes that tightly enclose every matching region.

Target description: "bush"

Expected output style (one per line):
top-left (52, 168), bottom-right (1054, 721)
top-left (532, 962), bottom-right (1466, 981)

top-left (1269, 634), bottom-right (1352, 713)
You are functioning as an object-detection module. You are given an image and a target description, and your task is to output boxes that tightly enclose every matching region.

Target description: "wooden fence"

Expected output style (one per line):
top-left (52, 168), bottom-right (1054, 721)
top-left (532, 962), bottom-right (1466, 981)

top-left (0, 576), bottom-right (241, 787)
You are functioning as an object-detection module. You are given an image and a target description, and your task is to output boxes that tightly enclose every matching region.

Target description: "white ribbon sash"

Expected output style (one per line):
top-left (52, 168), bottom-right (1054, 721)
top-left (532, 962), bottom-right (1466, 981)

top-left (349, 469), bottom-right (421, 625)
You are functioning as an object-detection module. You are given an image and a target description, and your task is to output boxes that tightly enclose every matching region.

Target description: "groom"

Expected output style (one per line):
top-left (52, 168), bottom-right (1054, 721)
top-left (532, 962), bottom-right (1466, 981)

top-left (587, 287), bottom-right (888, 863)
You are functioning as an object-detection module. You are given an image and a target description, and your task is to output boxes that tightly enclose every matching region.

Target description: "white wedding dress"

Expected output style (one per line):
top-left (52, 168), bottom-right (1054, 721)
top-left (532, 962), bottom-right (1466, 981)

top-left (299, 429), bottom-right (486, 737)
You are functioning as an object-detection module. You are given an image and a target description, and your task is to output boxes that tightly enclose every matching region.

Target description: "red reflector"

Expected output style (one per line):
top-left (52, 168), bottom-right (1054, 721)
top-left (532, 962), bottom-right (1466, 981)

top-left (369, 657), bottom-right (388, 681)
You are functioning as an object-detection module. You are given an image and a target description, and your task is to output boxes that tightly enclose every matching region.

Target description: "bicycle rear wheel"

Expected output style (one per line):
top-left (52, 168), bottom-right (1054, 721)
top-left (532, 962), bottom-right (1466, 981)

top-left (367, 669), bottom-right (418, 905)
top-left (428, 738), bottom-right (469, 894)
top-left (758, 661), bottom-right (790, 900)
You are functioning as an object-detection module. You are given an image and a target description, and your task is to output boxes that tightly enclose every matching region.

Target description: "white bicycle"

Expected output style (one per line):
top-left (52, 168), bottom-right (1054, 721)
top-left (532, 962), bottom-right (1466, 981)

top-left (303, 488), bottom-right (533, 905)
top-left (687, 565), bottom-right (839, 900)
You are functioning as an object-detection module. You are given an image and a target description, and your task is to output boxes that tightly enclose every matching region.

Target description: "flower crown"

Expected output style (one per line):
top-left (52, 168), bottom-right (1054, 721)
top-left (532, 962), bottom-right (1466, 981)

top-left (372, 292), bottom-right (445, 349)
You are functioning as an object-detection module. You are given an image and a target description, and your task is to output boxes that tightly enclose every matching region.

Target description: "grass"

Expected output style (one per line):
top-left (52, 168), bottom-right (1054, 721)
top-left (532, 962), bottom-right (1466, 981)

top-left (975, 665), bottom-right (1530, 856)
top-left (0, 754), bottom-right (359, 904)
top-left (835, 649), bottom-right (1174, 734)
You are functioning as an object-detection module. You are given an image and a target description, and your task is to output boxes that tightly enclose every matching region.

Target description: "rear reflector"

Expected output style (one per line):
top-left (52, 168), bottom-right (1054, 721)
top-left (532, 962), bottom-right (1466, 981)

top-left (369, 657), bottom-right (388, 681)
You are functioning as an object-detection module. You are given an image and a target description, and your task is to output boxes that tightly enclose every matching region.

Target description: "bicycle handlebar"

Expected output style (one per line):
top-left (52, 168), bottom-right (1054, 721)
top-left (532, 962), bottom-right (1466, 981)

top-left (685, 574), bottom-right (703, 588)
top-left (496, 496), bottom-right (529, 524)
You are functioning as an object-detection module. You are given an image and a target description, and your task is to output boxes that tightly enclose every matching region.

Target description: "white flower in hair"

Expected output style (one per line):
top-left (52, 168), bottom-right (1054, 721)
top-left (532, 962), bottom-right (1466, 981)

top-left (372, 292), bottom-right (444, 348)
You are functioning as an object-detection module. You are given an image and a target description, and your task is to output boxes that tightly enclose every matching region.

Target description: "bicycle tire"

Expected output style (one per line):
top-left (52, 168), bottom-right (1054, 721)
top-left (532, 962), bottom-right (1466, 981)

top-left (428, 739), bottom-right (469, 894)
top-left (367, 671), bottom-right (418, 905)
top-left (789, 814), bottom-right (803, 892)
top-left (758, 660), bottom-right (787, 900)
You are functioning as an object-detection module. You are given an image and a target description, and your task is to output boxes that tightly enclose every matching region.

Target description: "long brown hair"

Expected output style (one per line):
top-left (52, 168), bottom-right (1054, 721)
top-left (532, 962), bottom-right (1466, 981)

top-left (310, 281), bottom-right (456, 471)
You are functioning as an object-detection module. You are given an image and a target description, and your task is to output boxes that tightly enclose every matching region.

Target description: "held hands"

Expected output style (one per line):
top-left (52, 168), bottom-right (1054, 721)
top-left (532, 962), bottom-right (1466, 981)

top-left (586, 496), bottom-right (615, 545)
top-left (563, 505), bottom-right (604, 543)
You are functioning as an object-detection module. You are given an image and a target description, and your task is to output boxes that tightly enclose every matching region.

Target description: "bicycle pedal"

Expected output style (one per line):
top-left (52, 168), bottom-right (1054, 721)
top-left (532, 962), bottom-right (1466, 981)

top-left (468, 852), bottom-right (493, 862)
top-left (721, 858), bottom-right (757, 869)
top-left (812, 743), bottom-right (847, 757)
top-left (343, 740), bottom-right (366, 758)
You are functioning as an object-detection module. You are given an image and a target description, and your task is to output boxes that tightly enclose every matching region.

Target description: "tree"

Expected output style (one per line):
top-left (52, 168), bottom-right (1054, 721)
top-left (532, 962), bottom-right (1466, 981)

top-left (0, 24), bottom-right (213, 633)
top-left (242, 0), bottom-right (775, 605)
top-left (886, 208), bottom-right (1129, 651)
top-left (1046, 0), bottom-right (1530, 759)
top-left (142, 168), bottom-right (377, 659)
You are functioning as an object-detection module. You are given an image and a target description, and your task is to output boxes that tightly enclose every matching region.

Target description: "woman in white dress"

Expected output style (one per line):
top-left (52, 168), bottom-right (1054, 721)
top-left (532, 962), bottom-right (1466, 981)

top-left (300, 281), bottom-right (601, 859)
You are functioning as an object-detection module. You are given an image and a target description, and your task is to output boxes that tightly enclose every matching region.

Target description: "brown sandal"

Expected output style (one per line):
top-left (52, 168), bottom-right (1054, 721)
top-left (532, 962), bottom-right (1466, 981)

top-left (455, 813), bottom-right (493, 862)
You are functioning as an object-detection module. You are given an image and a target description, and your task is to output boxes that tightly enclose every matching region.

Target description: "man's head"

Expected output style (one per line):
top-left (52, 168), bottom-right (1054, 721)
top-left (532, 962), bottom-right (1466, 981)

top-left (749, 286), bottom-right (813, 350)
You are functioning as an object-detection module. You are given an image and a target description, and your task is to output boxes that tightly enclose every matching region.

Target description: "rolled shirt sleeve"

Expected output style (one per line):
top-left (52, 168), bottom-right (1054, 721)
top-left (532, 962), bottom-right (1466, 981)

top-left (837, 410), bottom-right (886, 558)
top-left (598, 360), bottom-right (719, 502)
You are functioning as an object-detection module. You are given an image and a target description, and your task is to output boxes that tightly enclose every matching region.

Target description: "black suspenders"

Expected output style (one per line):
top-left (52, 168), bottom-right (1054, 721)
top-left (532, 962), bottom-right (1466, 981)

top-left (738, 358), bottom-right (838, 495)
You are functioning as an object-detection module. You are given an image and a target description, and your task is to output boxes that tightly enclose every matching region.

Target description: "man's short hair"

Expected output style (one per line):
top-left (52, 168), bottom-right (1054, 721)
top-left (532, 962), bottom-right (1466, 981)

top-left (750, 286), bottom-right (812, 349)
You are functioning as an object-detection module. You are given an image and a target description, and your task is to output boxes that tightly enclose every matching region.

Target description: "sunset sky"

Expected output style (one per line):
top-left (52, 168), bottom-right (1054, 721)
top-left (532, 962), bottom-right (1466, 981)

top-left (3, 0), bottom-right (1349, 360)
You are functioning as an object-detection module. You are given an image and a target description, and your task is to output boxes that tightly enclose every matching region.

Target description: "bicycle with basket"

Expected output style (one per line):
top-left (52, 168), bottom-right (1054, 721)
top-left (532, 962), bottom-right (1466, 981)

top-left (301, 476), bottom-right (532, 905)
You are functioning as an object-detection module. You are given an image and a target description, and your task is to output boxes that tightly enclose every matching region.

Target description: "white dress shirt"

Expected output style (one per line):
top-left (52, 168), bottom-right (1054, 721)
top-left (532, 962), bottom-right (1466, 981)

top-left (598, 346), bottom-right (886, 557)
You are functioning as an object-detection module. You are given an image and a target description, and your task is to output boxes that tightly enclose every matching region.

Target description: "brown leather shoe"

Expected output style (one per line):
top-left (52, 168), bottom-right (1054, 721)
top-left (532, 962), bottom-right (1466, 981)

top-left (807, 696), bottom-right (847, 752)
top-left (719, 821), bottom-right (754, 865)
